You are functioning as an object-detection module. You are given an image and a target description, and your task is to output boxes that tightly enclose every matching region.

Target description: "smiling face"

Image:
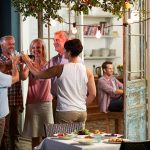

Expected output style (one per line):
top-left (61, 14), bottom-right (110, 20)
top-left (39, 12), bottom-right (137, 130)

top-left (103, 64), bottom-right (114, 76)
top-left (53, 31), bottom-right (69, 56)
top-left (1, 36), bottom-right (15, 57)
top-left (30, 41), bottom-right (44, 58)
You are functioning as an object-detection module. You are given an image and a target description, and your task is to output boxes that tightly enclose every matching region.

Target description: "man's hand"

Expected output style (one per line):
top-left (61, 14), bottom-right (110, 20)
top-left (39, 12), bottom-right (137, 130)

top-left (115, 89), bottom-right (124, 94)
top-left (12, 55), bottom-right (20, 65)
top-left (0, 62), bottom-right (6, 73)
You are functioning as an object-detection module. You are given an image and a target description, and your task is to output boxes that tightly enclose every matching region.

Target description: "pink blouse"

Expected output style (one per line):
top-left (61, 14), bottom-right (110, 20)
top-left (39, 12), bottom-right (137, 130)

top-left (27, 63), bottom-right (53, 104)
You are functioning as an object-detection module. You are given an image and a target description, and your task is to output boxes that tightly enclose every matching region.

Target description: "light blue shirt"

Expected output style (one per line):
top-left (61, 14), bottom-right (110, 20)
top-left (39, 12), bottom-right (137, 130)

top-left (0, 72), bottom-right (12, 118)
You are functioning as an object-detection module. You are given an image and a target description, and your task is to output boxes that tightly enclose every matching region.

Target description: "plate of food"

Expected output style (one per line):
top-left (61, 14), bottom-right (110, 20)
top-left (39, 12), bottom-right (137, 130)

top-left (84, 135), bottom-right (94, 139)
top-left (77, 139), bottom-right (96, 145)
top-left (53, 133), bottom-right (66, 137)
top-left (53, 133), bottom-right (74, 140)
top-left (101, 133), bottom-right (123, 139)
top-left (103, 138), bottom-right (128, 144)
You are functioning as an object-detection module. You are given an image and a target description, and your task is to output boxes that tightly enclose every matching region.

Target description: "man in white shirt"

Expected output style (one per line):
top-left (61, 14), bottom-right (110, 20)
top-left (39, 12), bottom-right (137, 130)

top-left (0, 61), bottom-right (19, 146)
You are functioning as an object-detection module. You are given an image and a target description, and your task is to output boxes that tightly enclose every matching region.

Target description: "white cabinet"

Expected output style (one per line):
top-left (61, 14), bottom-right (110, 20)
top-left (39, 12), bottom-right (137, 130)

top-left (83, 15), bottom-right (115, 57)
top-left (79, 8), bottom-right (123, 71)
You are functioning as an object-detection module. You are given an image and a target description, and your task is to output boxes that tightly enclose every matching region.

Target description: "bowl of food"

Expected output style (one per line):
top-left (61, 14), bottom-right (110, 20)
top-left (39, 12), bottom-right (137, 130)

top-left (77, 139), bottom-right (96, 145)
top-left (75, 129), bottom-right (90, 135)
top-left (93, 129), bottom-right (105, 135)
top-left (101, 133), bottom-right (122, 140)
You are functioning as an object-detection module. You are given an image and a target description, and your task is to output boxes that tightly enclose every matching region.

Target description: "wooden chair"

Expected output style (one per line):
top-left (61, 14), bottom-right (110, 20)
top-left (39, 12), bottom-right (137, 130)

top-left (119, 141), bottom-right (150, 150)
top-left (44, 122), bottom-right (83, 137)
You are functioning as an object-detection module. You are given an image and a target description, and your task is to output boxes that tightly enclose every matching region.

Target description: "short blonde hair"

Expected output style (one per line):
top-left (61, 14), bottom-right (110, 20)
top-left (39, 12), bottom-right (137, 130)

top-left (54, 31), bottom-right (69, 41)
top-left (29, 38), bottom-right (47, 59)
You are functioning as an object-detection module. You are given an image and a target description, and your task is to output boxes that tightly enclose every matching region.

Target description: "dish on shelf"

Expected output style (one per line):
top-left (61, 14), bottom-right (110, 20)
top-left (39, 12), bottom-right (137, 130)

top-left (109, 49), bottom-right (116, 56)
top-left (91, 49), bottom-right (101, 57)
top-left (100, 48), bottom-right (110, 57)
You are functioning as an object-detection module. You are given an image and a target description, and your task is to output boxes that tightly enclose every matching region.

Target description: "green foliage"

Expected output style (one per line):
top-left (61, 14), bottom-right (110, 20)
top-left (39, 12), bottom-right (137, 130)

top-left (75, 129), bottom-right (90, 135)
top-left (11, 0), bottom-right (135, 24)
top-left (117, 65), bottom-right (123, 72)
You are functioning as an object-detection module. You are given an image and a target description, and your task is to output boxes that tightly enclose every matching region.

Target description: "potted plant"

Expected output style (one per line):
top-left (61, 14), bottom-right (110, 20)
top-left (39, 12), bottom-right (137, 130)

top-left (117, 65), bottom-right (123, 76)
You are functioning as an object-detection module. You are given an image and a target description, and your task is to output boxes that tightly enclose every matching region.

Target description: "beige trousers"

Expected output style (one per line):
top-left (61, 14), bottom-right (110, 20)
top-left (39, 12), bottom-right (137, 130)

top-left (55, 111), bottom-right (87, 128)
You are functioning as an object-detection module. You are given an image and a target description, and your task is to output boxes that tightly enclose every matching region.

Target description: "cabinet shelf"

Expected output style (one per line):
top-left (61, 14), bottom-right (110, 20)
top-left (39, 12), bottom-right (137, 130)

top-left (84, 56), bottom-right (120, 60)
top-left (84, 15), bottom-right (114, 18)
top-left (84, 35), bottom-right (115, 38)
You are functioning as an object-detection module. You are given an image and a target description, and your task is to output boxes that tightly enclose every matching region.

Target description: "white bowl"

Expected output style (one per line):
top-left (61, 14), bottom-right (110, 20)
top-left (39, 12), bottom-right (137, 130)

top-left (100, 48), bottom-right (110, 57)
top-left (109, 49), bottom-right (116, 56)
top-left (91, 49), bottom-right (101, 57)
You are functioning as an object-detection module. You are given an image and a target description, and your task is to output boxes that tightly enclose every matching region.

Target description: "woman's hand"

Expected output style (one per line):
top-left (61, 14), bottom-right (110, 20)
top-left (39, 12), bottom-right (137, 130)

top-left (21, 54), bottom-right (31, 64)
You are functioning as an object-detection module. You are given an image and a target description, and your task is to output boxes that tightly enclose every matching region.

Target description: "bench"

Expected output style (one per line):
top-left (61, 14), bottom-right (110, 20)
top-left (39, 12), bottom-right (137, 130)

top-left (87, 112), bottom-right (124, 133)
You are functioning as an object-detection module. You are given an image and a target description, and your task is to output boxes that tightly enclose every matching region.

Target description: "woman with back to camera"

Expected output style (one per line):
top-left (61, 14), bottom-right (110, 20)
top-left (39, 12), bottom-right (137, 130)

top-left (22, 38), bottom-right (96, 127)
top-left (20, 39), bottom-right (53, 148)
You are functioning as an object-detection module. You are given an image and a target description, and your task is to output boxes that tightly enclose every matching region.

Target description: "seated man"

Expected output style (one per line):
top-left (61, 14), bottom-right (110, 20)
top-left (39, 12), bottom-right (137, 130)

top-left (97, 61), bottom-right (123, 113)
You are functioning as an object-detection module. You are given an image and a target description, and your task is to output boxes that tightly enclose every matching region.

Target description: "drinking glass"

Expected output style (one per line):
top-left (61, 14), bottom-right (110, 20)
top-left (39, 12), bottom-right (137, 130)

top-left (94, 134), bottom-right (101, 143)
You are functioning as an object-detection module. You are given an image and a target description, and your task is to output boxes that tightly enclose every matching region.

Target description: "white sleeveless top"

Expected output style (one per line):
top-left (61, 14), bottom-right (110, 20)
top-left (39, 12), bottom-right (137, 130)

top-left (56, 63), bottom-right (88, 111)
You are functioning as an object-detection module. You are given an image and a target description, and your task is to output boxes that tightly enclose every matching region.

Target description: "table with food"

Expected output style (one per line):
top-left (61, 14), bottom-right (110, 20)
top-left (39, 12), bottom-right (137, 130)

top-left (34, 129), bottom-right (128, 150)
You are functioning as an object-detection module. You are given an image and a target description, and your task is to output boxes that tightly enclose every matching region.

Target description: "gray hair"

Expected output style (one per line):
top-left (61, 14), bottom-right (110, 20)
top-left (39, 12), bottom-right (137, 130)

top-left (0, 35), bottom-right (15, 45)
top-left (54, 31), bottom-right (70, 41)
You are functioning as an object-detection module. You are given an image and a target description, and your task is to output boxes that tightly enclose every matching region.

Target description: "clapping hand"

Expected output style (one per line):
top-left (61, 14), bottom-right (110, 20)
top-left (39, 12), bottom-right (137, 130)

top-left (12, 55), bottom-right (20, 65)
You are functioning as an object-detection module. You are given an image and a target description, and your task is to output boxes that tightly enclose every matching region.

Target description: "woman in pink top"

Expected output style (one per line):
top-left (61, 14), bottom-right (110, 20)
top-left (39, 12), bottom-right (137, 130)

top-left (20, 39), bottom-right (53, 148)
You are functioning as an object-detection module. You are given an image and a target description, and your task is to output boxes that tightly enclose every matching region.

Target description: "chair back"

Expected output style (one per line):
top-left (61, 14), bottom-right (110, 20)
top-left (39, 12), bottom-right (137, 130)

top-left (119, 141), bottom-right (150, 150)
top-left (44, 122), bottom-right (83, 137)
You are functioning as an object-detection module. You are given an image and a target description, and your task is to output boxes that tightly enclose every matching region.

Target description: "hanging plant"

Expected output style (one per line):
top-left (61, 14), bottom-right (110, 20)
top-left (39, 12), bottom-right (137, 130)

top-left (11, 0), bottom-right (135, 24)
